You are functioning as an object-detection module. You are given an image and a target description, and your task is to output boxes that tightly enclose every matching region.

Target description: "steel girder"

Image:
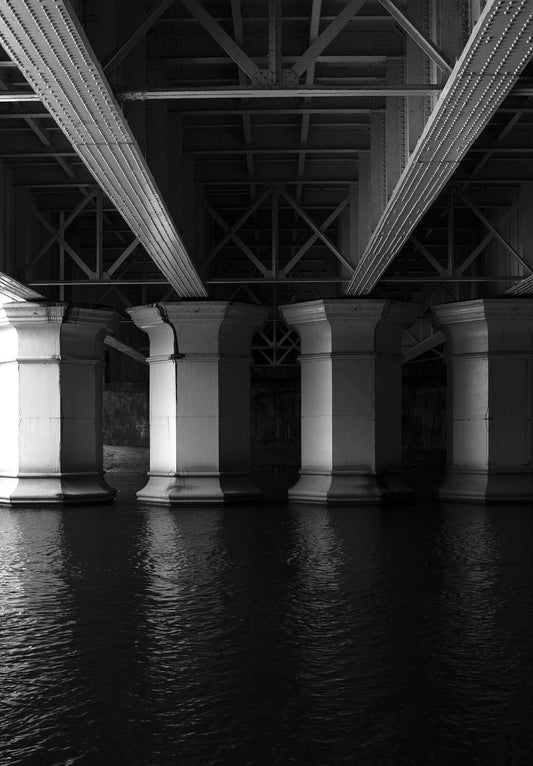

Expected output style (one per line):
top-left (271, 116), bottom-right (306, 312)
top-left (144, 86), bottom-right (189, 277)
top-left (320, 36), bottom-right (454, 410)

top-left (347, 0), bottom-right (533, 296)
top-left (0, 0), bottom-right (206, 298)
top-left (0, 272), bottom-right (43, 305)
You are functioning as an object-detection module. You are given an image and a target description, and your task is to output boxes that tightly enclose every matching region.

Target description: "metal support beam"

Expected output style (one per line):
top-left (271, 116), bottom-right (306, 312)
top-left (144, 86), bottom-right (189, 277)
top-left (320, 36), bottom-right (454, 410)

top-left (403, 331), bottom-right (445, 362)
top-left (23, 192), bottom-right (97, 277)
top-left (290, 0), bottom-right (365, 79)
top-left (0, 92), bottom-right (40, 102)
top-left (377, 0), bottom-right (452, 75)
top-left (104, 335), bottom-right (147, 365)
top-left (122, 85), bottom-right (441, 100)
top-left (447, 192), bottom-right (454, 275)
top-left (199, 187), bottom-right (272, 271)
top-left (347, 0), bottom-right (533, 295)
top-left (410, 235), bottom-right (447, 276)
top-left (281, 195), bottom-right (350, 276)
top-left (204, 202), bottom-right (271, 277)
top-left (191, 146), bottom-right (363, 155)
top-left (29, 204), bottom-right (96, 280)
top-left (0, 272), bottom-right (43, 305)
top-left (230, 0), bottom-right (256, 189)
top-left (460, 193), bottom-right (532, 274)
top-left (95, 190), bottom-right (103, 279)
top-left (103, 0), bottom-right (176, 73)
top-left (279, 189), bottom-right (355, 274)
top-left (59, 210), bottom-right (65, 301)
top-left (268, 0), bottom-right (282, 85)
top-left (180, 0), bottom-right (261, 81)
top-left (0, 0), bottom-right (205, 297)
top-left (271, 189), bottom-right (279, 277)
top-left (105, 237), bottom-right (141, 278)
top-left (457, 204), bottom-right (518, 274)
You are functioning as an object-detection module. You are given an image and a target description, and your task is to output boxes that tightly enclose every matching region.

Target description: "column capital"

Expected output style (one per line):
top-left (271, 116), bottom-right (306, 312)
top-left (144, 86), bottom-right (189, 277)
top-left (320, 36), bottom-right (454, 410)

top-left (0, 301), bottom-right (118, 330)
top-left (128, 300), bottom-right (267, 356)
top-left (280, 298), bottom-right (416, 324)
top-left (432, 298), bottom-right (533, 327)
top-left (0, 302), bottom-right (119, 362)
top-left (432, 298), bottom-right (533, 354)
top-left (129, 300), bottom-right (267, 325)
top-left (280, 298), bottom-right (419, 355)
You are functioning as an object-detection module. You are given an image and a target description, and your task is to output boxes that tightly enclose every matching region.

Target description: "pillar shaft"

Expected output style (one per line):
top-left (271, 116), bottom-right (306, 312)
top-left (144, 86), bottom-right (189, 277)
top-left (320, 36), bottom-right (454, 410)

top-left (280, 299), bottom-right (419, 504)
top-left (0, 302), bottom-right (118, 504)
top-left (432, 299), bottom-right (533, 502)
top-left (128, 301), bottom-right (267, 505)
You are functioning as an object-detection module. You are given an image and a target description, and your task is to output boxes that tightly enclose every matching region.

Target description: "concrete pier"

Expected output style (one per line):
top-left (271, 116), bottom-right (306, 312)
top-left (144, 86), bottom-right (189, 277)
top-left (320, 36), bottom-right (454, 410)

top-left (128, 301), bottom-right (267, 504)
top-left (432, 299), bottom-right (533, 503)
top-left (0, 302), bottom-right (118, 504)
top-left (280, 299), bottom-right (419, 504)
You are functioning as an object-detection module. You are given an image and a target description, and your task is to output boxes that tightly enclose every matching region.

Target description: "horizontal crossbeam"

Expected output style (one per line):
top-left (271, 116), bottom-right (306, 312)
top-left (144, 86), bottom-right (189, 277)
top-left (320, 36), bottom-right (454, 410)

top-left (121, 85), bottom-right (443, 100)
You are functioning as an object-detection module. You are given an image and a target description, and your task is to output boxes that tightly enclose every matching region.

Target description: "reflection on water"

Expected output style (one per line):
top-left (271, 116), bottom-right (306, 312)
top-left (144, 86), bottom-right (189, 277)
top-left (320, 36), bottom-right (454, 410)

top-left (1, 474), bottom-right (533, 764)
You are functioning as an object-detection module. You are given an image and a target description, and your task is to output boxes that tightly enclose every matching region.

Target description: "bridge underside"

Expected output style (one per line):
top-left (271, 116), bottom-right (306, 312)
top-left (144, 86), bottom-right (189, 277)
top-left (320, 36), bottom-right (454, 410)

top-left (1, 0), bottom-right (533, 504)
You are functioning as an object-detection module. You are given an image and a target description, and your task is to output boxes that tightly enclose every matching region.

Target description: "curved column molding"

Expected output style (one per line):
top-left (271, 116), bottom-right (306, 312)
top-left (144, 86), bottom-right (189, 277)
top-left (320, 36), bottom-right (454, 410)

top-left (432, 299), bottom-right (533, 503)
top-left (0, 302), bottom-right (119, 505)
top-left (280, 299), bottom-right (419, 505)
top-left (128, 301), bottom-right (268, 505)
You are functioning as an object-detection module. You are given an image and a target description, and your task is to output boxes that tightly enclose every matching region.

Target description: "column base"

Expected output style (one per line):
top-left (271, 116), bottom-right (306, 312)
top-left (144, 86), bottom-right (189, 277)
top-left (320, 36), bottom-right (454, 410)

top-left (437, 469), bottom-right (533, 503)
top-left (137, 472), bottom-right (263, 505)
top-left (288, 471), bottom-right (413, 505)
top-left (0, 473), bottom-right (116, 505)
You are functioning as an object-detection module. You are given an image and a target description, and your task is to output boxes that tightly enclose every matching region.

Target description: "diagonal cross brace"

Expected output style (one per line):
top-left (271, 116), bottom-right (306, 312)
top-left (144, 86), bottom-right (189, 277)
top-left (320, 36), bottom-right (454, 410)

top-left (181, 0), bottom-right (261, 81)
top-left (281, 195), bottom-right (351, 276)
top-left (205, 202), bottom-right (271, 277)
top-left (458, 204), bottom-right (518, 275)
top-left (279, 189), bottom-right (355, 274)
top-left (29, 205), bottom-right (95, 279)
top-left (377, 0), bottom-right (452, 75)
top-left (103, 0), bottom-right (176, 73)
top-left (291, 0), bottom-right (366, 79)
top-left (199, 187), bottom-right (272, 271)
top-left (410, 235), bottom-right (448, 276)
top-left (460, 193), bottom-right (532, 275)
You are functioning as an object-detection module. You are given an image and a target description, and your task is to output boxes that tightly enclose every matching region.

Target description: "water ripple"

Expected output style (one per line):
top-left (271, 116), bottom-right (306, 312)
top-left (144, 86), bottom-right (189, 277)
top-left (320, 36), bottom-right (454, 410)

top-left (1, 483), bottom-right (533, 764)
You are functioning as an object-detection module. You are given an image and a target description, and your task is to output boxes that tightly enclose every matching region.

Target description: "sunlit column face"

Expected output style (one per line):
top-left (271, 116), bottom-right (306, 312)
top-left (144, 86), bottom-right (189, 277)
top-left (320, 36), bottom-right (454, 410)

top-left (0, 359), bottom-right (19, 478)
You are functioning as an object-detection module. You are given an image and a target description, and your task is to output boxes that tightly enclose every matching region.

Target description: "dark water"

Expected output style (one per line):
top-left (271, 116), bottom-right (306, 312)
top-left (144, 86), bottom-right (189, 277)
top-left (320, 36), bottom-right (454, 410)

top-left (2, 470), bottom-right (533, 765)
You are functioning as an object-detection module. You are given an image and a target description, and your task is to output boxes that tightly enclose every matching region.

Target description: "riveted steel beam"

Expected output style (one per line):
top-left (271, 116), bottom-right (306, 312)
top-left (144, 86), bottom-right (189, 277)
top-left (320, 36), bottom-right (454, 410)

top-left (0, 272), bottom-right (43, 305)
top-left (0, 0), bottom-right (206, 298)
top-left (347, 0), bottom-right (533, 296)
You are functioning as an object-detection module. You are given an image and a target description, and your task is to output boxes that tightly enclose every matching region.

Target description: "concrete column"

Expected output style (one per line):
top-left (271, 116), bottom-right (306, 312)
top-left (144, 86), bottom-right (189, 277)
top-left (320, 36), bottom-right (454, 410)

top-left (0, 302), bottom-right (118, 504)
top-left (128, 301), bottom-right (267, 505)
top-left (432, 299), bottom-right (533, 502)
top-left (279, 299), bottom-right (419, 504)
